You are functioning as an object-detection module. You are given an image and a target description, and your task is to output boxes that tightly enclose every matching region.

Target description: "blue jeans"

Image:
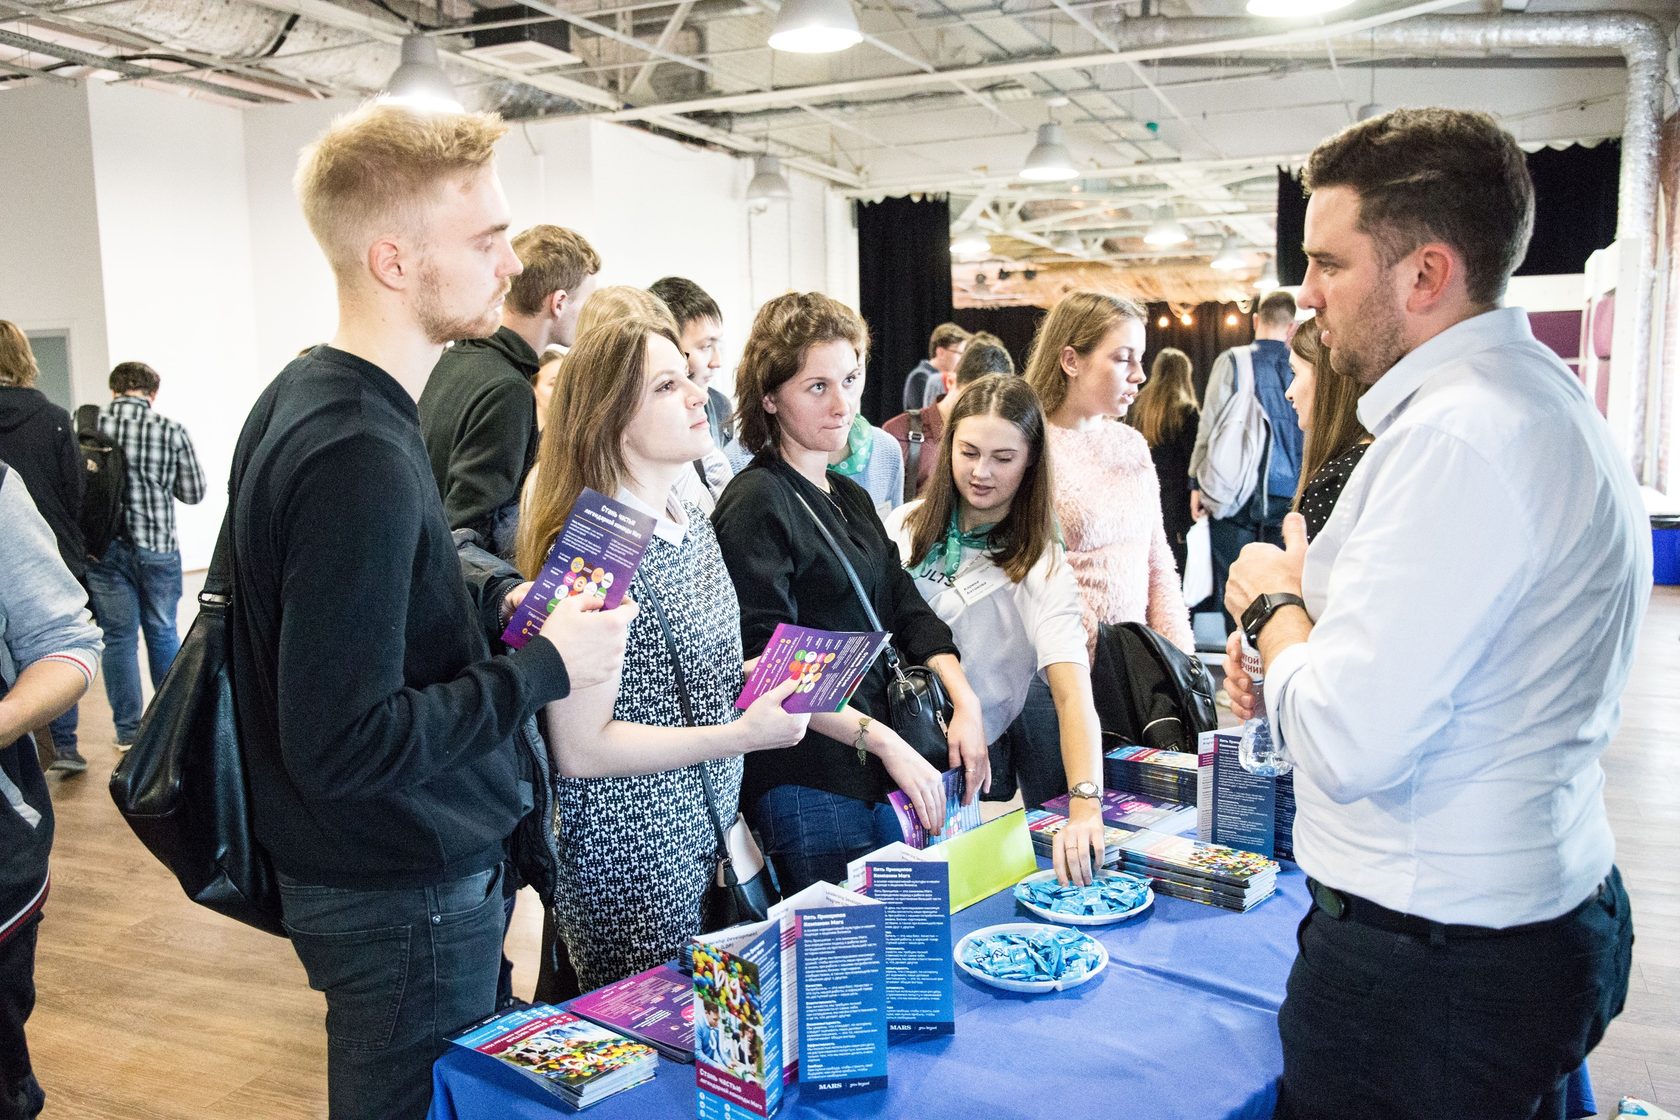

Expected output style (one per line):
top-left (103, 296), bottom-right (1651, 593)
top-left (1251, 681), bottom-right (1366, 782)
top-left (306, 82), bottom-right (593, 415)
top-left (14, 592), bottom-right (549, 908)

top-left (749, 785), bottom-right (904, 896)
top-left (986, 675), bottom-right (1066, 810)
top-left (43, 706), bottom-right (77, 760)
top-left (278, 865), bottom-right (505, 1120)
top-left (1208, 490), bottom-right (1292, 634)
top-left (85, 540), bottom-right (183, 740)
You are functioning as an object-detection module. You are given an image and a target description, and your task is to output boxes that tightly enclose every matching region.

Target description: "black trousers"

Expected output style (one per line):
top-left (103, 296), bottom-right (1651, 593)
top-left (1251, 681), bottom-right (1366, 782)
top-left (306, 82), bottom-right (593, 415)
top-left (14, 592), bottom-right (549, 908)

top-left (1275, 868), bottom-right (1633, 1120)
top-left (0, 916), bottom-right (43, 1120)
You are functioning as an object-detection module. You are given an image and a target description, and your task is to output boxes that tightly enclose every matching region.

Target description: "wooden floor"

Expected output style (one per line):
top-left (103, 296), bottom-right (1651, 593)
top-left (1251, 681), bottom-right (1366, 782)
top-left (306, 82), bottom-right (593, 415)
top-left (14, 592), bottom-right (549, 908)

top-left (23, 586), bottom-right (1680, 1117)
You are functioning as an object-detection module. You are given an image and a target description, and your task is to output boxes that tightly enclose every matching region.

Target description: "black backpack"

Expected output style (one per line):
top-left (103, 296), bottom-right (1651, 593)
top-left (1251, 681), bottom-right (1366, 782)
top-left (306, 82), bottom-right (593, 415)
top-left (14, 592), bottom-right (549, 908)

top-left (1089, 621), bottom-right (1219, 753)
top-left (75, 403), bottom-right (127, 562)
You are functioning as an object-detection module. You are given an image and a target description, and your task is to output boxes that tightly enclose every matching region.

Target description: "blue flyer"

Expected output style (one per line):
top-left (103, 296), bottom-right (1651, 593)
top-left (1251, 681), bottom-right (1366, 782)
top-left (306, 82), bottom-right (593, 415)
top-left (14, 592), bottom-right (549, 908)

top-left (692, 918), bottom-right (784, 1119)
top-left (794, 902), bottom-right (888, 1096)
top-left (860, 859), bottom-right (955, 1037)
top-left (1205, 729), bottom-right (1278, 858)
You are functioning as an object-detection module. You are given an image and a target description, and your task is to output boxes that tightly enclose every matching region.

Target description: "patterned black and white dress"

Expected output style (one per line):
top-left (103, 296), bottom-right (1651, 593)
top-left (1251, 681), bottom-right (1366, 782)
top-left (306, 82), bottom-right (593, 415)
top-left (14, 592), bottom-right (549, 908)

top-left (550, 500), bottom-right (745, 992)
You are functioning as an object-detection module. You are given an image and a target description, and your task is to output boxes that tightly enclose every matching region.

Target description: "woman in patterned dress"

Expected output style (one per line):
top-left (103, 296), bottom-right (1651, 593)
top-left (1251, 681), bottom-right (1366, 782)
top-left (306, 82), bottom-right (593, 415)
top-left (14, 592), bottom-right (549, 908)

top-left (517, 316), bottom-right (809, 993)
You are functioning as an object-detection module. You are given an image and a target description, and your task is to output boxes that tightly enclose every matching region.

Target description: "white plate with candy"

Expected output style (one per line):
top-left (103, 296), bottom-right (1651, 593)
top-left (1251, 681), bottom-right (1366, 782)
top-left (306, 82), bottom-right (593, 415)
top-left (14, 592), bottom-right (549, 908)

top-left (1013, 869), bottom-right (1155, 927)
top-left (954, 921), bottom-right (1109, 994)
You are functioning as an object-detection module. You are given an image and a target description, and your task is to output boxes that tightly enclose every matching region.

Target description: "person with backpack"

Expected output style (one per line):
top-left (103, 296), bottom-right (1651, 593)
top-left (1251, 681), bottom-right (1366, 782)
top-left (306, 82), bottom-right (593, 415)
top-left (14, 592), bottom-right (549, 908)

top-left (883, 332), bottom-right (1014, 503)
top-left (1188, 289), bottom-right (1302, 633)
top-left (84, 360), bottom-right (205, 750)
top-left (0, 323), bottom-right (89, 773)
top-left (0, 457), bottom-right (102, 1118)
top-left (883, 375), bottom-right (1106, 883)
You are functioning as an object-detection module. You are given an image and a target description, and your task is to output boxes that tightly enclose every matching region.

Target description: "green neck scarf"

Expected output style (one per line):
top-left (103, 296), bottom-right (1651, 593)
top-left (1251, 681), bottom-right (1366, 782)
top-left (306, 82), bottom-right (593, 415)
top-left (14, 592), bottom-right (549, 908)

top-left (829, 415), bottom-right (873, 478)
top-left (917, 509), bottom-right (999, 579)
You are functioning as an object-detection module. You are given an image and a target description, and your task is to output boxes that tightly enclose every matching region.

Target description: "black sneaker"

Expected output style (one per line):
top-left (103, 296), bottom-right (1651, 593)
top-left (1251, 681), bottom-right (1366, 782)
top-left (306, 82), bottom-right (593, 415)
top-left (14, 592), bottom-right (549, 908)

top-left (49, 751), bottom-right (89, 775)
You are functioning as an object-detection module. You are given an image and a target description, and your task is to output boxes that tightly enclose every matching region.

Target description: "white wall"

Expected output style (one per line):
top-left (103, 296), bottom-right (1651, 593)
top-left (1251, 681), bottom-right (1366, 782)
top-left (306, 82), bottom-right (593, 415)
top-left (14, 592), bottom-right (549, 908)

top-left (86, 81), bottom-right (262, 570)
top-left (0, 82), bottom-right (111, 403)
top-left (0, 82), bottom-right (860, 567)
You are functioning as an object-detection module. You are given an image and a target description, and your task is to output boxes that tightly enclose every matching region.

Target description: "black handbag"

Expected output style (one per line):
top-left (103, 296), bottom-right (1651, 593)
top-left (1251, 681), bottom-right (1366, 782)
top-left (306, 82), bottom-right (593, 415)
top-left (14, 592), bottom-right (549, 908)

top-left (640, 586), bottom-right (779, 932)
top-left (1089, 621), bottom-right (1218, 753)
top-left (108, 516), bottom-right (285, 936)
top-left (791, 490), bottom-right (953, 768)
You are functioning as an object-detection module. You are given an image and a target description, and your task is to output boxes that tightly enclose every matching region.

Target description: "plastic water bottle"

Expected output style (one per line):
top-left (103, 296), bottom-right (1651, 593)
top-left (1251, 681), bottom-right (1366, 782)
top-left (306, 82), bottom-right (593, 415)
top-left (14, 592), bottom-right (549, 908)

top-left (1237, 635), bottom-right (1293, 777)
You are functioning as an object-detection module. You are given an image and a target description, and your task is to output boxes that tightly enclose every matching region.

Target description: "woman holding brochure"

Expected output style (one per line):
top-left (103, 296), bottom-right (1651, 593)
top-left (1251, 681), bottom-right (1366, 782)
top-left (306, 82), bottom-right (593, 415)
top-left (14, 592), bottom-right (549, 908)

top-left (884, 375), bottom-right (1108, 885)
top-left (517, 316), bottom-right (810, 992)
top-left (711, 292), bottom-right (989, 895)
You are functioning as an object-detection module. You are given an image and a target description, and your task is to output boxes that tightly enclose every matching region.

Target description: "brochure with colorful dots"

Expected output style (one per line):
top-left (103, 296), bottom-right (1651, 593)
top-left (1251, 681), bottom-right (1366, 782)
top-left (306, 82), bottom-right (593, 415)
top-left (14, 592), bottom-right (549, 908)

top-left (734, 623), bottom-right (891, 714)
top-left (501, 488), bottom-right (655, 651)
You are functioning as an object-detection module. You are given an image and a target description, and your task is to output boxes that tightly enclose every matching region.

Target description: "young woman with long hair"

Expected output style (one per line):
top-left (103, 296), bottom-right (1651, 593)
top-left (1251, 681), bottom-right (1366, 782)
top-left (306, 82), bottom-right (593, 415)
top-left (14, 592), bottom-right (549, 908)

top-left (517, 315), bottom-right (809, 992)
top-left (883, 375), bottom-right (1107, 883)
top-left (1285, 316), bottom-right (1372, 539)
top-left (1023, 291), bottom-right (1193, 653)
top-left (1128, 346), bottom-right (1200, 577)
top-left (711, 292), bottom-right (988, 894)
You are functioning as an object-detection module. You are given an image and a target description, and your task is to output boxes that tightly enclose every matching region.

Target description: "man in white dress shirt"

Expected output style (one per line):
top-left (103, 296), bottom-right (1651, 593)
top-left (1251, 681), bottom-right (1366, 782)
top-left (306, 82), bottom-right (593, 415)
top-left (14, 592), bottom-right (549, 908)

top-left (1224, 108), bottom-right (1648, 1120)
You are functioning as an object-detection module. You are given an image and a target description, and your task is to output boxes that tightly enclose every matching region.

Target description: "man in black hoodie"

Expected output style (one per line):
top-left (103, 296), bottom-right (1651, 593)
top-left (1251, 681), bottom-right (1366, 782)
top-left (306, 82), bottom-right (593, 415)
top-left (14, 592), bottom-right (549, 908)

top-left (0, 323), bottom-right (88, 774)
top-left (419, 224), bottom-right (600, 559)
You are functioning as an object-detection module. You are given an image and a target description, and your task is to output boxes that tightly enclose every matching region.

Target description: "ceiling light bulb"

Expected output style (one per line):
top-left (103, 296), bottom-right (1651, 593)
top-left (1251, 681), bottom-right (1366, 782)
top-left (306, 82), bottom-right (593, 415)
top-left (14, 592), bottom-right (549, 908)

top-left (1019, 123), bottom-right (1078, 182)
top-left (950, 226), bottom-right (990, 257)
top-left (1245, 0), bottom-right (1355, 16)
top-left (768, 0), bottom-right (863, 53)
top-left (1257, 261), bottom-right (1281, 291)
top-left (1211, 236), bottom-right (1245, 271)
top-left (746, 155), bottom-right (792, 204)
top-left (1143, 203), bottom-right (1187, 247)
top-left (382, 33), bottom-right (463, 114)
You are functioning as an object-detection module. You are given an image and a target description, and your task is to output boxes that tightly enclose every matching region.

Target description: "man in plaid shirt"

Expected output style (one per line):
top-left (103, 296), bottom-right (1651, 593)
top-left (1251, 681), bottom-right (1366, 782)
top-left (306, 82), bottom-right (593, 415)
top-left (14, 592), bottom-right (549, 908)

top-left (85, 361), bottom-right (205, 747)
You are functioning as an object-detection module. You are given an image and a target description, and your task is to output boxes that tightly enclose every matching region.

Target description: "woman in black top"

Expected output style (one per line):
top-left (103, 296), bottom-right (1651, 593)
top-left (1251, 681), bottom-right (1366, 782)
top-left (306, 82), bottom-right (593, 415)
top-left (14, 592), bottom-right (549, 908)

top-left (1284, 317), bottom-right (1371, 538)
top-left (712, 292), bottom-right (988, 893)
top-left (1128, 346), bottom-right (1199, 576)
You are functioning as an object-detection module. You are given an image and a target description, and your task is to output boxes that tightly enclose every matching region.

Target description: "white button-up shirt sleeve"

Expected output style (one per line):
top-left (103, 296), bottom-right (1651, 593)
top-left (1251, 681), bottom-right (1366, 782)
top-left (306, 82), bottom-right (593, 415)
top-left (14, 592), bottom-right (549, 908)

top-left (1266, 424), bottom-right (1533, 803)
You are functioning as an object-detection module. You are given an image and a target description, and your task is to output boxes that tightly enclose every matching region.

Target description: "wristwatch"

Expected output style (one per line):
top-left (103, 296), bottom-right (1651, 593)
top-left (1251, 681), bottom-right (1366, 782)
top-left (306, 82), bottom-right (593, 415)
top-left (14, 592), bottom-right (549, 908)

top-left (1241, 592), bottom-right (1307, 647)
top-left (1068, 780), bottom-right (1101, 801)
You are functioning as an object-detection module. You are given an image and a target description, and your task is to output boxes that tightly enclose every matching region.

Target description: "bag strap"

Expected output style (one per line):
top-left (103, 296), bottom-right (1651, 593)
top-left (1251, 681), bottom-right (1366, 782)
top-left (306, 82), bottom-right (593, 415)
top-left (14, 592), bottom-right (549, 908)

top-left (903, 409), bottom-right (924, 504)
top-left (789, 488), bottom-right (883, 633)
top-left (640, 582), bottom-right (735, 877)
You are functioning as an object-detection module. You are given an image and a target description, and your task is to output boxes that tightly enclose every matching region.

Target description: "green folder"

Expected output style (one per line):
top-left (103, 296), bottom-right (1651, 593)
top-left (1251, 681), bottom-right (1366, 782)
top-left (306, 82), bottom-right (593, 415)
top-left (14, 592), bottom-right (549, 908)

top-left (942, 809), bottom-right (1038, 912)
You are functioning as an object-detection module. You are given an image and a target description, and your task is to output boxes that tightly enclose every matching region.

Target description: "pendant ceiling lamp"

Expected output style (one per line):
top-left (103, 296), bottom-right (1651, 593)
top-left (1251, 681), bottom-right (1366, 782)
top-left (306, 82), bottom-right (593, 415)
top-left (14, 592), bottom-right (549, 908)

top-left (746, 155), bottom-right (793, 204)
top-left (1211, 236), bottom-right (1246, 271)
top-left (1019, 122), bottom-right (1078, 182)
top-left (1257, 261), bottom-right (1281, 291)
top-left (768, 0), bottom-right (863, 54)
top-left (950, 226), bottom-right (990, 257)
top-left (1143, 204), bottom-right (1187, 247)
top-left (382, 34), bottom-right (463, 113)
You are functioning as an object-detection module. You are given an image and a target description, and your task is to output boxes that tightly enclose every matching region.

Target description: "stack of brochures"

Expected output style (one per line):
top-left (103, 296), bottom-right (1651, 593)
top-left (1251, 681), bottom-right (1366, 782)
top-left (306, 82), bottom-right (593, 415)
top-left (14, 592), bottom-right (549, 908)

top-left (1039, 789), bottom-right (1198, 834)
top-left (570, 962), bottom-right (696, 1063)
top-left (1025, 810), bottom-right (1279, 912)
top-left (1102, 741), bottom-right (1200, 805)
top-left (448, 1005), bottom-right (658, 1111)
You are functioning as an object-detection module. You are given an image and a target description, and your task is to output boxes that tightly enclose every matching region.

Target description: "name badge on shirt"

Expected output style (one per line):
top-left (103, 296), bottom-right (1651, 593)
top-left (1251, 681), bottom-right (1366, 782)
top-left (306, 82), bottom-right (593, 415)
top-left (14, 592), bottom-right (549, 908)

top-left (954, 564), bottom-right (1009, 606)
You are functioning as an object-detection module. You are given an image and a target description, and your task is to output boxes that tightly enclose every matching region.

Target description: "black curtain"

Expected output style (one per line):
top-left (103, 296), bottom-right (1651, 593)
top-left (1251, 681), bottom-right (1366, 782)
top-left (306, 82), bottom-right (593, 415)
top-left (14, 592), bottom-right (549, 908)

top-left (1145, 302), bottom-right (1255, 401)
top-left (1274, 142), bottom-right (1619, 285)
top-left (952, 306), bottom-right (1044, 373)
top-left (857, 196), bottom-right (953, 424)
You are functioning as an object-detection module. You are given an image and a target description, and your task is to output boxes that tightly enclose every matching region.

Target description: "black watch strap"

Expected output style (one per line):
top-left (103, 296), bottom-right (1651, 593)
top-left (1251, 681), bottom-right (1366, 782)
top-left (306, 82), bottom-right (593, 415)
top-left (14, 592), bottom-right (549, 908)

top-left (1242, 592), bottom-right (1306, 646)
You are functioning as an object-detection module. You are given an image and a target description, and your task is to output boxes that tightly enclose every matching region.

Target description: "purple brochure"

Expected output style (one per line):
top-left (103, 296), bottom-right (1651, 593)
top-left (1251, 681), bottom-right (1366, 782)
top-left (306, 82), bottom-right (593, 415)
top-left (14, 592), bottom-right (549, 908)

top-left (735, 623), bottom-right (891, 714)
top-left (501, 488), bottom-right (656, 651)
top-left (570, 962), bottom-right (696, 1063)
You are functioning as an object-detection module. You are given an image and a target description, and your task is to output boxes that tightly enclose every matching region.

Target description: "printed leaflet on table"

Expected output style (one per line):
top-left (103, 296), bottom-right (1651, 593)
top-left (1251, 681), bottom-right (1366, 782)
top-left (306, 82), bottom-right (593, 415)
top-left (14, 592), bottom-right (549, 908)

top-left (447, 1004), bottom-right (657, 1111)
top-left (569, 961), bottom-right (696, 1063)
top-left (1039, 788), bottom-right (1198, 834)
top-left (1196, 729), bottom-right (1296, 861)
top-left (1102, 740), bottom-right (1201, 804)
top-left (735, 623), bottom-right (891, 714)
top-left (502, 487), bottom-right (654, 650)
top-left (692, 919), bottom-right (784, 1119)
top-left (855, 852), bottom-right (955, 1037)
top-left (1026, 809), bottom-right (1280, 911)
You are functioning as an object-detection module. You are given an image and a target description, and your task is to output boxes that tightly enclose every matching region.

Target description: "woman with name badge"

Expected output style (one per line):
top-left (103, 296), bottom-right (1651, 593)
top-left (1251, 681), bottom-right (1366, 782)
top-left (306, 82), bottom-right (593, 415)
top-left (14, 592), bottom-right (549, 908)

top-left (517, 315), bottom-right (809, 993)
top-left (884, 375), bottom-right (1107, 885)
top-left (712, 291), bottom-right (988, 895)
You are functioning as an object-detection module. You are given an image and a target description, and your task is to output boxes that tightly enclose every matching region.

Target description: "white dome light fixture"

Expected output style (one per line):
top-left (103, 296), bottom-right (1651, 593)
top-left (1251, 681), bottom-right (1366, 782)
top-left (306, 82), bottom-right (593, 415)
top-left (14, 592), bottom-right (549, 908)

top-left (1143, 203), bottom-right (1188, 247)
top-left (1019, 123), bottom-right (1078, 182)
top-left (1053, 231), bottom-right (1084, 256)
top-left (1257, 261), bottom-right (1281, 291)
top-left (1211, 236), bottom-right (1246, 271)
top-left (382, 34), bottom-right (463, 114)
top-left (768, 0), bottom-right (863, 54)
top-left (746, 155), bottom-right (793, 205)
top-left (1245, 0), bottom-right (1354, 16)
top-left (950, 226), bottom-right (990, 258)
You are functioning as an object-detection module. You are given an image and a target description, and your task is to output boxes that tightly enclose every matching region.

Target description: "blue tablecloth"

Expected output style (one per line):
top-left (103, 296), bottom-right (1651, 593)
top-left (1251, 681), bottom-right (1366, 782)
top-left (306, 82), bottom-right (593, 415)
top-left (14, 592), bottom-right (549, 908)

top-left (430, 866), bottom-right (1595, 1119)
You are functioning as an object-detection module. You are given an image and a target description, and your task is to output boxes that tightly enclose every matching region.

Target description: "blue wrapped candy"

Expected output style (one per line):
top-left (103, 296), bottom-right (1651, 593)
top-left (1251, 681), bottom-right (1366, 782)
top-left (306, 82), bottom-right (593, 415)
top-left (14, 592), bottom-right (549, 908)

top-left (960, 927), bottom-right (1102, 984)
top-left (1014, 872), bottom-right (1151, 918)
